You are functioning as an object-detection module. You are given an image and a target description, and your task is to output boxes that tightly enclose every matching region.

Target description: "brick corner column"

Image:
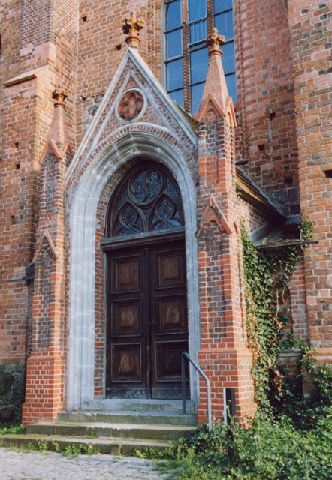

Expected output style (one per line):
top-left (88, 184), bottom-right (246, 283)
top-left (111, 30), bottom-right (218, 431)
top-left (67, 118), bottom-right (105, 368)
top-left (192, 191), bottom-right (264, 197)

top-left (22, 93), bottom-right (69, 425)
top-left (196, 104), bottom-right (256, 423)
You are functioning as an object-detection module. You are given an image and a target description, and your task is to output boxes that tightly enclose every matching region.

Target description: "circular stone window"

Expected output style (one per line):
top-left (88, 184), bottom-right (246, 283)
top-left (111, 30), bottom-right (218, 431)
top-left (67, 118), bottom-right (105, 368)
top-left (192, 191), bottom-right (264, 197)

top-left (118, 89), bottom-right (145, 121)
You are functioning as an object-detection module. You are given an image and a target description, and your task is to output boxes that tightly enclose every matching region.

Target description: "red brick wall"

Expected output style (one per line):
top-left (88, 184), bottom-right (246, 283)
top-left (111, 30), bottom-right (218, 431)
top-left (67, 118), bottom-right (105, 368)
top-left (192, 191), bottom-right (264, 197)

top-left (0, 79), bottom-right (38, 367)
top-left (0, 0), bottom-right (22, 80)
top-left (75, 0), bottom-right (163, 144)
top-left (289, 258), bottom-right (308, 341)
top-left (288, 1), bottom-right (332, 357)
top-left (234, 0), bottom-right (299, 215)
top-left (0, 0), bottom-right (78, 422)
top-left (0, 0), bottom-right (78, 368)
top-left (0, 2), bottom-right (27, 368)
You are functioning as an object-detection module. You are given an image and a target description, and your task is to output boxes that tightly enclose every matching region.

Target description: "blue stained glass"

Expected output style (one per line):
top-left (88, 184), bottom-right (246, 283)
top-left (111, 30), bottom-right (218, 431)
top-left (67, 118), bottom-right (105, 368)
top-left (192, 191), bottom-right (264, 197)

top-left (190, 48), bottom-right (208, 84)
top-left (215, 11), bottom-right (234, 39)
top-left (166, 0), bottom-right (182, 31)
top-left (214, 0), bottom-right (233, 14)
top-left (191, 83), bottom-right (205, 114)
top-left (188, 0), bottom-right (207, 22)
top-left (221, 41), bottom-right (235, 75)
top-left (164, 0), bottom-right (236, 112)
top-left (166, 30), bottom-right (183, 59)
top-left (170, 89), bottom-right (184, 107)
top-left (166, 59), bottom-right (184, 91)
top-left (226, 73), bottom-right (237, 101)
top-left (189, 18), bottom-right (208, 44)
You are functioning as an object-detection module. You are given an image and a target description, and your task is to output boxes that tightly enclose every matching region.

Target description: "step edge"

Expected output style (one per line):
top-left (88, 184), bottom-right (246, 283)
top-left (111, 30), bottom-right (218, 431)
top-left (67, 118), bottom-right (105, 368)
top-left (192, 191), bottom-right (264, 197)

top-left (31, 422), bottom-right (196, 430)
top-left (0, 434), bottom-right (172, 447)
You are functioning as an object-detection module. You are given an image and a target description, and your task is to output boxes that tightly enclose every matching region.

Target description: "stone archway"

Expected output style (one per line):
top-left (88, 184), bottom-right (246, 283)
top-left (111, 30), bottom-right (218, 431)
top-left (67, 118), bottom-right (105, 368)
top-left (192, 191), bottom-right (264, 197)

top-left (66, 130), bottom-right (200, 411)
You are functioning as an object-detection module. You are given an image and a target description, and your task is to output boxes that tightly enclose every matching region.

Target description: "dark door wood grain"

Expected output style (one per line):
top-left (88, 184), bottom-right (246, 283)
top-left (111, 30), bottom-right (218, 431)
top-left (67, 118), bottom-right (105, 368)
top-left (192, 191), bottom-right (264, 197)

top-left (106, 238), bottom-right (188, 399)
top-left (150, 243), bottom-right (188, 398)
top-left (106, 249), bottom-right (149, 398)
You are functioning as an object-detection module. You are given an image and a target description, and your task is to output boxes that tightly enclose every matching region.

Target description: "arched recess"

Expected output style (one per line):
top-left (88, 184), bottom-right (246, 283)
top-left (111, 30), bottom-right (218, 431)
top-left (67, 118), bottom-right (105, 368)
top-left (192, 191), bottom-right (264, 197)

top-left (104, 161), bottom-right (188, 399)
top-left (67, 129), bottom-right (200, 410)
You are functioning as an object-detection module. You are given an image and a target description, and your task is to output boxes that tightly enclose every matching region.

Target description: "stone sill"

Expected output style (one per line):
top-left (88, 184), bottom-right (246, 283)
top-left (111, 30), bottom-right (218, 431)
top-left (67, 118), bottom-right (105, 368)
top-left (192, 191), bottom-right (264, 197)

top-left (278, 349), bottom-right (303, 360)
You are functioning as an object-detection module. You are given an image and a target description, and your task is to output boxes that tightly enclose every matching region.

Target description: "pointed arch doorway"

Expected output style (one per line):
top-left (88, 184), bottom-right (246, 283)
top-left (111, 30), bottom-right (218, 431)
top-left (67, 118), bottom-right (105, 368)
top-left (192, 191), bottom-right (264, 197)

top-left (102, 161), bottom-right (189, 399)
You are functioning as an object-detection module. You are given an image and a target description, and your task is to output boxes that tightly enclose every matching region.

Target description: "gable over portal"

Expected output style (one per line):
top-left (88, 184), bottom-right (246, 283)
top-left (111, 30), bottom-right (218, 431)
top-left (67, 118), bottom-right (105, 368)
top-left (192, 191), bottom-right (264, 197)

top-left (66, 48), bottom-right (198, 195)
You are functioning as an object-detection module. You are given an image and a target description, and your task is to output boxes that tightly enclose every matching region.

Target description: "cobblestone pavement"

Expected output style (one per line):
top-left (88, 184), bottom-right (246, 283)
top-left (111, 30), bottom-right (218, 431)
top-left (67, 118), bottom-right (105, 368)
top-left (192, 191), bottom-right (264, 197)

top-left (0, 448), bottom-right (166, 480)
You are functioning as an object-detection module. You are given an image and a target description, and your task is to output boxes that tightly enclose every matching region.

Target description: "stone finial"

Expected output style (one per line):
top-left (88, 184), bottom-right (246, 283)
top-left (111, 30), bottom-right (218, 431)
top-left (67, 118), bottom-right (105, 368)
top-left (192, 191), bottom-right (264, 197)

top-left (207, 27), bottom-right (225, 56)
top-left (49, 89), bottom-right (68, 153)
top-left (195, 28), bottom-right (236, 126)
top-left (122, 12), bottom-right (144, 49)
top-left (53, 89), bottom-right (68, 107)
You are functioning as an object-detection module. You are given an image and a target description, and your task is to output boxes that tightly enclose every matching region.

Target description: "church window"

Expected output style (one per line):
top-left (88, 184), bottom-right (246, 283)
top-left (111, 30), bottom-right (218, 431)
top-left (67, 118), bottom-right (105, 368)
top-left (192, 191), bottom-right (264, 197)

top-left (164, 0), bottom-right (236, 113)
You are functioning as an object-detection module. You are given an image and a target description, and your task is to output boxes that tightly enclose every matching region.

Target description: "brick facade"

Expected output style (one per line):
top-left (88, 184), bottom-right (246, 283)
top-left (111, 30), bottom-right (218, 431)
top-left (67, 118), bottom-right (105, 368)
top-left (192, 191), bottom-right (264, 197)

top-left (0, 0), bottom-right (331, 424)
top-left (235, 0), bottom-right (300, 216)
top-left (288, 0), bottom-right (332, 362)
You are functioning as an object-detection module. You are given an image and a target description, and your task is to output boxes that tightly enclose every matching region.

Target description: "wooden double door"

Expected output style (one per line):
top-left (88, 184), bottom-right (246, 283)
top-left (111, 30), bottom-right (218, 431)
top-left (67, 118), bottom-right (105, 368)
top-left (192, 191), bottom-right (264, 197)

top-left (106, 238), bottom-right (188, 399)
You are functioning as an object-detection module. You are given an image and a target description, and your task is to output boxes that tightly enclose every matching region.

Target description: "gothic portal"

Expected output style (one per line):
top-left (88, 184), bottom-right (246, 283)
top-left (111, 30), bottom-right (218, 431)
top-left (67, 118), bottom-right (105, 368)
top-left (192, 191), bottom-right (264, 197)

top-left (103, 162), bottom-right (189, 399)
top-left (0, 1), bottom-right (330, 426)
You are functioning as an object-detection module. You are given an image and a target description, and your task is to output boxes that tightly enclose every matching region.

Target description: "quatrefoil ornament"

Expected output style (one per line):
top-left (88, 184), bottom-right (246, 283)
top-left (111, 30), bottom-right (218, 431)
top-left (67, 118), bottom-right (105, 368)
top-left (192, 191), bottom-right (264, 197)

top-left (118, 90), bottom-right (144, 121)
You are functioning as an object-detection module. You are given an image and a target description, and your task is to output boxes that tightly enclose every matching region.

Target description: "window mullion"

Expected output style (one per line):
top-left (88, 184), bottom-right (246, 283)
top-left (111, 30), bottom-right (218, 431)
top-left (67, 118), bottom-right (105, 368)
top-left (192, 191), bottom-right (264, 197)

top-left (207, 0), bottom-right (214, 33)
top-left (182, 0), bottom-right (191, 112)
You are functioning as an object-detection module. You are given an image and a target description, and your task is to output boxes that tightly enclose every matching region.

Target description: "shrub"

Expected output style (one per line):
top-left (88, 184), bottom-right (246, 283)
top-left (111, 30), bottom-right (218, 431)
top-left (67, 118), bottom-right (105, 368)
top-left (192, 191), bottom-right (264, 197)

top-left (159, 359), bottom-right (332, 479)
top-left (0, 364), bottom-right (25, 423)
top-left (271, 355), bottom-right (332, 429)
top-left (167, 413), bottom-right (332, 480)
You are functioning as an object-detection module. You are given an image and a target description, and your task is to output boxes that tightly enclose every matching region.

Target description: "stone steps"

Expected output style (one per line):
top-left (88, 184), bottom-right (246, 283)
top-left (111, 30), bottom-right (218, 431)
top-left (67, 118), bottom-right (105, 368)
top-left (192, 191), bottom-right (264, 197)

top-left (0, 433), bottom-right (172, 456)
top-left (26, 421), bottom-right (195, 441)
top-left (0, 401), bottom-right (198, 457)
top-left (59, 411), bottom-right (197, 426)
top-left (81, 399), bottom-right (196, 414)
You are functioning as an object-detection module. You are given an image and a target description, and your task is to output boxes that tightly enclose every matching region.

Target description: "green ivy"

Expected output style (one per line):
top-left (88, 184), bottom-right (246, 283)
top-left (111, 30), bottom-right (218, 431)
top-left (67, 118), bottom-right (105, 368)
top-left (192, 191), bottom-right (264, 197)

top-left (152, 413), bottom-right (332, 480)
top-left (240, 219), bottom-right (313, 410)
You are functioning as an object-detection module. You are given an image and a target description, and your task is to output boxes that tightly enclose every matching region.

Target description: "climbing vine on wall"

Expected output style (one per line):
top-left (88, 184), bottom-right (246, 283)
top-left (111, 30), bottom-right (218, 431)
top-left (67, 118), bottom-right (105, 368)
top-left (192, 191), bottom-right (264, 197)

top-left (241, 219), bottom-right (313, 410)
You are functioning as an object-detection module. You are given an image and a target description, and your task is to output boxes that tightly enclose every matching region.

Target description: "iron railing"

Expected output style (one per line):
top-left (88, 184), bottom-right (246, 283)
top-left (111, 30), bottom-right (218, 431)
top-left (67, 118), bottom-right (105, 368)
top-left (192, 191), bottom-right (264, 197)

top-left (181, 351), bottom-right (212, 431)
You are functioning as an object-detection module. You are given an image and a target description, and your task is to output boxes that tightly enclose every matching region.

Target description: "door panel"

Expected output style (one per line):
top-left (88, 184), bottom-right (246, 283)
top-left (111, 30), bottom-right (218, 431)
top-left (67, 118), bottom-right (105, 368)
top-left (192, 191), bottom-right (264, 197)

top-left (157, 253), bottom-right (186, 287)
top-left (112, 300), bottom-right (141, 336)
top-left (150, 243), bottom-right (189, 398)
top-left (111, 344), bottom-right (142, 382)
top-left (106, 239), bottom-right (188, 399)
top-left (155, 340), bottom-right (188, 380)
top-left (158, 296), bottom-right (187, 333)
top-left (107, 251), bottom-right (148, 398)
top-left (114, 257), bottom-right (140, 291)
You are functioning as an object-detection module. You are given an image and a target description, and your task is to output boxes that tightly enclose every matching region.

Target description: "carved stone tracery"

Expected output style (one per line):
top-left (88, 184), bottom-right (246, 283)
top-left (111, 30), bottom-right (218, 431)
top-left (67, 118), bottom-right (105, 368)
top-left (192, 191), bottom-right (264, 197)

top-left (109, 164), bottom-right (184, 237)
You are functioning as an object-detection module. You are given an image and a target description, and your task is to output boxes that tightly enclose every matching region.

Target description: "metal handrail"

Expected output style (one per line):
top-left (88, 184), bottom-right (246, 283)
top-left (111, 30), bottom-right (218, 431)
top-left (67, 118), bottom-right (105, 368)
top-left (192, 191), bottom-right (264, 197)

top-left (181, 352), bottom-right (212, 431)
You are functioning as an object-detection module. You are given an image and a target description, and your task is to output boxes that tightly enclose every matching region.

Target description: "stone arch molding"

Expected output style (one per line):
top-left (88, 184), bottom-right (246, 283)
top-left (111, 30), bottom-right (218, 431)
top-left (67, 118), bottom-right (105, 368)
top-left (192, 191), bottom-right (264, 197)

top-left (66, 126), bottom-right (200, 410)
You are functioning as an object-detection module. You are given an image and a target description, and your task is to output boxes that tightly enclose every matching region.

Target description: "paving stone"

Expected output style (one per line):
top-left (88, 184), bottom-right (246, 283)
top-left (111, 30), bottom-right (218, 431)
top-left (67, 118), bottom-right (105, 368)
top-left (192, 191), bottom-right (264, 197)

top-left (0, 448), bottom-right (165, 480)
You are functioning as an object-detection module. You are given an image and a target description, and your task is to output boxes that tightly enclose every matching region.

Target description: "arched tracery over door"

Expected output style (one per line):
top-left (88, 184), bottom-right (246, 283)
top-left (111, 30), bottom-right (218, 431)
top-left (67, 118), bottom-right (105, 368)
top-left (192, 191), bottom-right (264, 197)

top-left (102, 161), bottom-right (189, 399)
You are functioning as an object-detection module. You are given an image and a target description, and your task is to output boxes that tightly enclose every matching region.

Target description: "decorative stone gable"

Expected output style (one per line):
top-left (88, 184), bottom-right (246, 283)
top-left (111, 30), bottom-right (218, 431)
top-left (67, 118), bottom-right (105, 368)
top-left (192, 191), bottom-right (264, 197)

top-left (66, 46), bottom-right (197, 192)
